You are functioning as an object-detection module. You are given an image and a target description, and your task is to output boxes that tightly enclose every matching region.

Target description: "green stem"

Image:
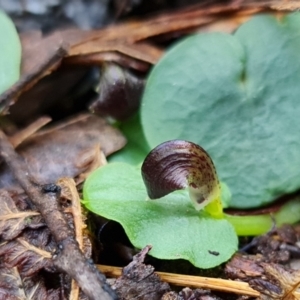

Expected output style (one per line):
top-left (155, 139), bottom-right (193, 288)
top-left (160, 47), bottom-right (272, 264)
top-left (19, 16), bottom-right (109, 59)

top-left (224, 197), bottom-right (300, 236)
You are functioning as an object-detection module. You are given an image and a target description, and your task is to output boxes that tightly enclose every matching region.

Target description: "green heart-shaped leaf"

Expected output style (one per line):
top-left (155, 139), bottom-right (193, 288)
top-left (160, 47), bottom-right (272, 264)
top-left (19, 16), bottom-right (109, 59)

top-left (0, 10), bottom-right (21, 95)
top-left (141, 13), bottom-right (300, 208)
top-left (83, 162), bottom-right (237, 268)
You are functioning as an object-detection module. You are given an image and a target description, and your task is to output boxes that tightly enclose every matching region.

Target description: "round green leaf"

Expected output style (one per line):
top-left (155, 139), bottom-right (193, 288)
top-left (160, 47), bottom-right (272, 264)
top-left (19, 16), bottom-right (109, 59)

top-left (83, 163), bottom-right (237, 268)
top-left (141, 13), bottom-right (300, 208)
top-left (0, 10), bottom-right (21, 95)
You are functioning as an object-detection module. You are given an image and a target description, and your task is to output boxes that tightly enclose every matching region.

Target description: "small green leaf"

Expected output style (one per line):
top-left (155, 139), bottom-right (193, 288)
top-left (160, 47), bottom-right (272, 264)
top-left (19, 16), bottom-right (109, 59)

top-left (83, 162), bottom-right (238, 268)
top-left (108, 113), bottom-right (150, 165)
top-left (141, 13), bottom-right (300, 209)
top-left (0, 10), bottom-right (21, 95)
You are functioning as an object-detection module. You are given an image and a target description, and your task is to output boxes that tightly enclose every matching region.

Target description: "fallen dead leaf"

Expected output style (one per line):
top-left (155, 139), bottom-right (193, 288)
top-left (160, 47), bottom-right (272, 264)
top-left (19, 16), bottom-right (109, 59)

top-left (251, 263), bottom-right (300, 300)
top-left (0, 114), bottom-right (126, 191)
top-left (0, 31), bottom-right (67, 114)
top-left (225, 253), bottom-right (265, 281)
top-left (8, 116), bottom-right (52, 148)
top-left (225, 253), bottom-right (300, 299)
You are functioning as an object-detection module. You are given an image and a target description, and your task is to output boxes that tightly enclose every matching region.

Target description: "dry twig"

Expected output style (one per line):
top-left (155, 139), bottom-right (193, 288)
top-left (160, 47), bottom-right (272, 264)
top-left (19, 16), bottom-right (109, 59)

top-left (98, 264), bottom-right (300, 298)
top-left (98, 264), bottom-right (259, 297)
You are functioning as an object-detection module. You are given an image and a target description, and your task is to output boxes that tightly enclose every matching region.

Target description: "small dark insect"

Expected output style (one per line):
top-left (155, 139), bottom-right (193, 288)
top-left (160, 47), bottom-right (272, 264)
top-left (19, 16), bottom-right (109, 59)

top-left (208, 250), bottom-right (219, 256)
top-left (41, 183), bottom-right (61, 195)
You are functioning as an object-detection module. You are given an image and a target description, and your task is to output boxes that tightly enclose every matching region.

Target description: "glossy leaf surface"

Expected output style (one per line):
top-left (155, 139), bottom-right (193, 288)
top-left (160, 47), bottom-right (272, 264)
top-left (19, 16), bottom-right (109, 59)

top-left (0, 10), bottom-right (21, 94)
top-left (141, 13), bottom-right (300, 208)
top-left (83, 162), bottom-right (237, 268)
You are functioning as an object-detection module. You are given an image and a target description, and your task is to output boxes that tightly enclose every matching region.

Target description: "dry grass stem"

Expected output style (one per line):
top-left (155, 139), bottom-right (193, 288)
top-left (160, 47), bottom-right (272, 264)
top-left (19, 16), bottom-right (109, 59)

top-left (98, 264), bottom-right (260, 297)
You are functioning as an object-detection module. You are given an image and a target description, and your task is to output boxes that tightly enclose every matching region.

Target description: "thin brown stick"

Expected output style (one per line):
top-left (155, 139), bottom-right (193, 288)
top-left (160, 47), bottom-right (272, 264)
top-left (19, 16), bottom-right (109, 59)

top-left (0, 130), bottom-right (117, 300)
top-left (98, 264), bottom-right (259, 297)
top-left (99, 264), bottom-right (300, 298)
top-left (58, 178), bottom-right (85, 250)
top-left (57, 178), bottom-right (85, 300)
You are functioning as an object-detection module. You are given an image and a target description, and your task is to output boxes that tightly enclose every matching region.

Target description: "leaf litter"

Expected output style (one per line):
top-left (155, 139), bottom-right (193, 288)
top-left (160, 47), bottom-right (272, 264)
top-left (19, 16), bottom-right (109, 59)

top-left (0, 189), bottom-right (41, 240)
top-left (0, 113), bottom-right (126, 191)
top-left (1, 1), bottom-right (300, 299)
top-left (225, 225), bottom-right (300, 299)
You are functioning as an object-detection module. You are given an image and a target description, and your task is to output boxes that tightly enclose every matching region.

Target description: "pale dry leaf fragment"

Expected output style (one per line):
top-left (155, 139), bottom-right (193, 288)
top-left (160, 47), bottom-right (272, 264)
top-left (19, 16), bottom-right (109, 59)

top-left (251, 263), bottom-right (300, 300)
top-left (198, 8), bottom-right (259, 34)
top-left (271, 0), bottom-right (300, 10)
top-left (75, 144), bottom-right (107, 184)
top-left (65, 50), bottom-right (152, 71)
top-left (66, 42), bottom-right (163, 72)
top-left (0, 189), bottom-right (40, 240)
